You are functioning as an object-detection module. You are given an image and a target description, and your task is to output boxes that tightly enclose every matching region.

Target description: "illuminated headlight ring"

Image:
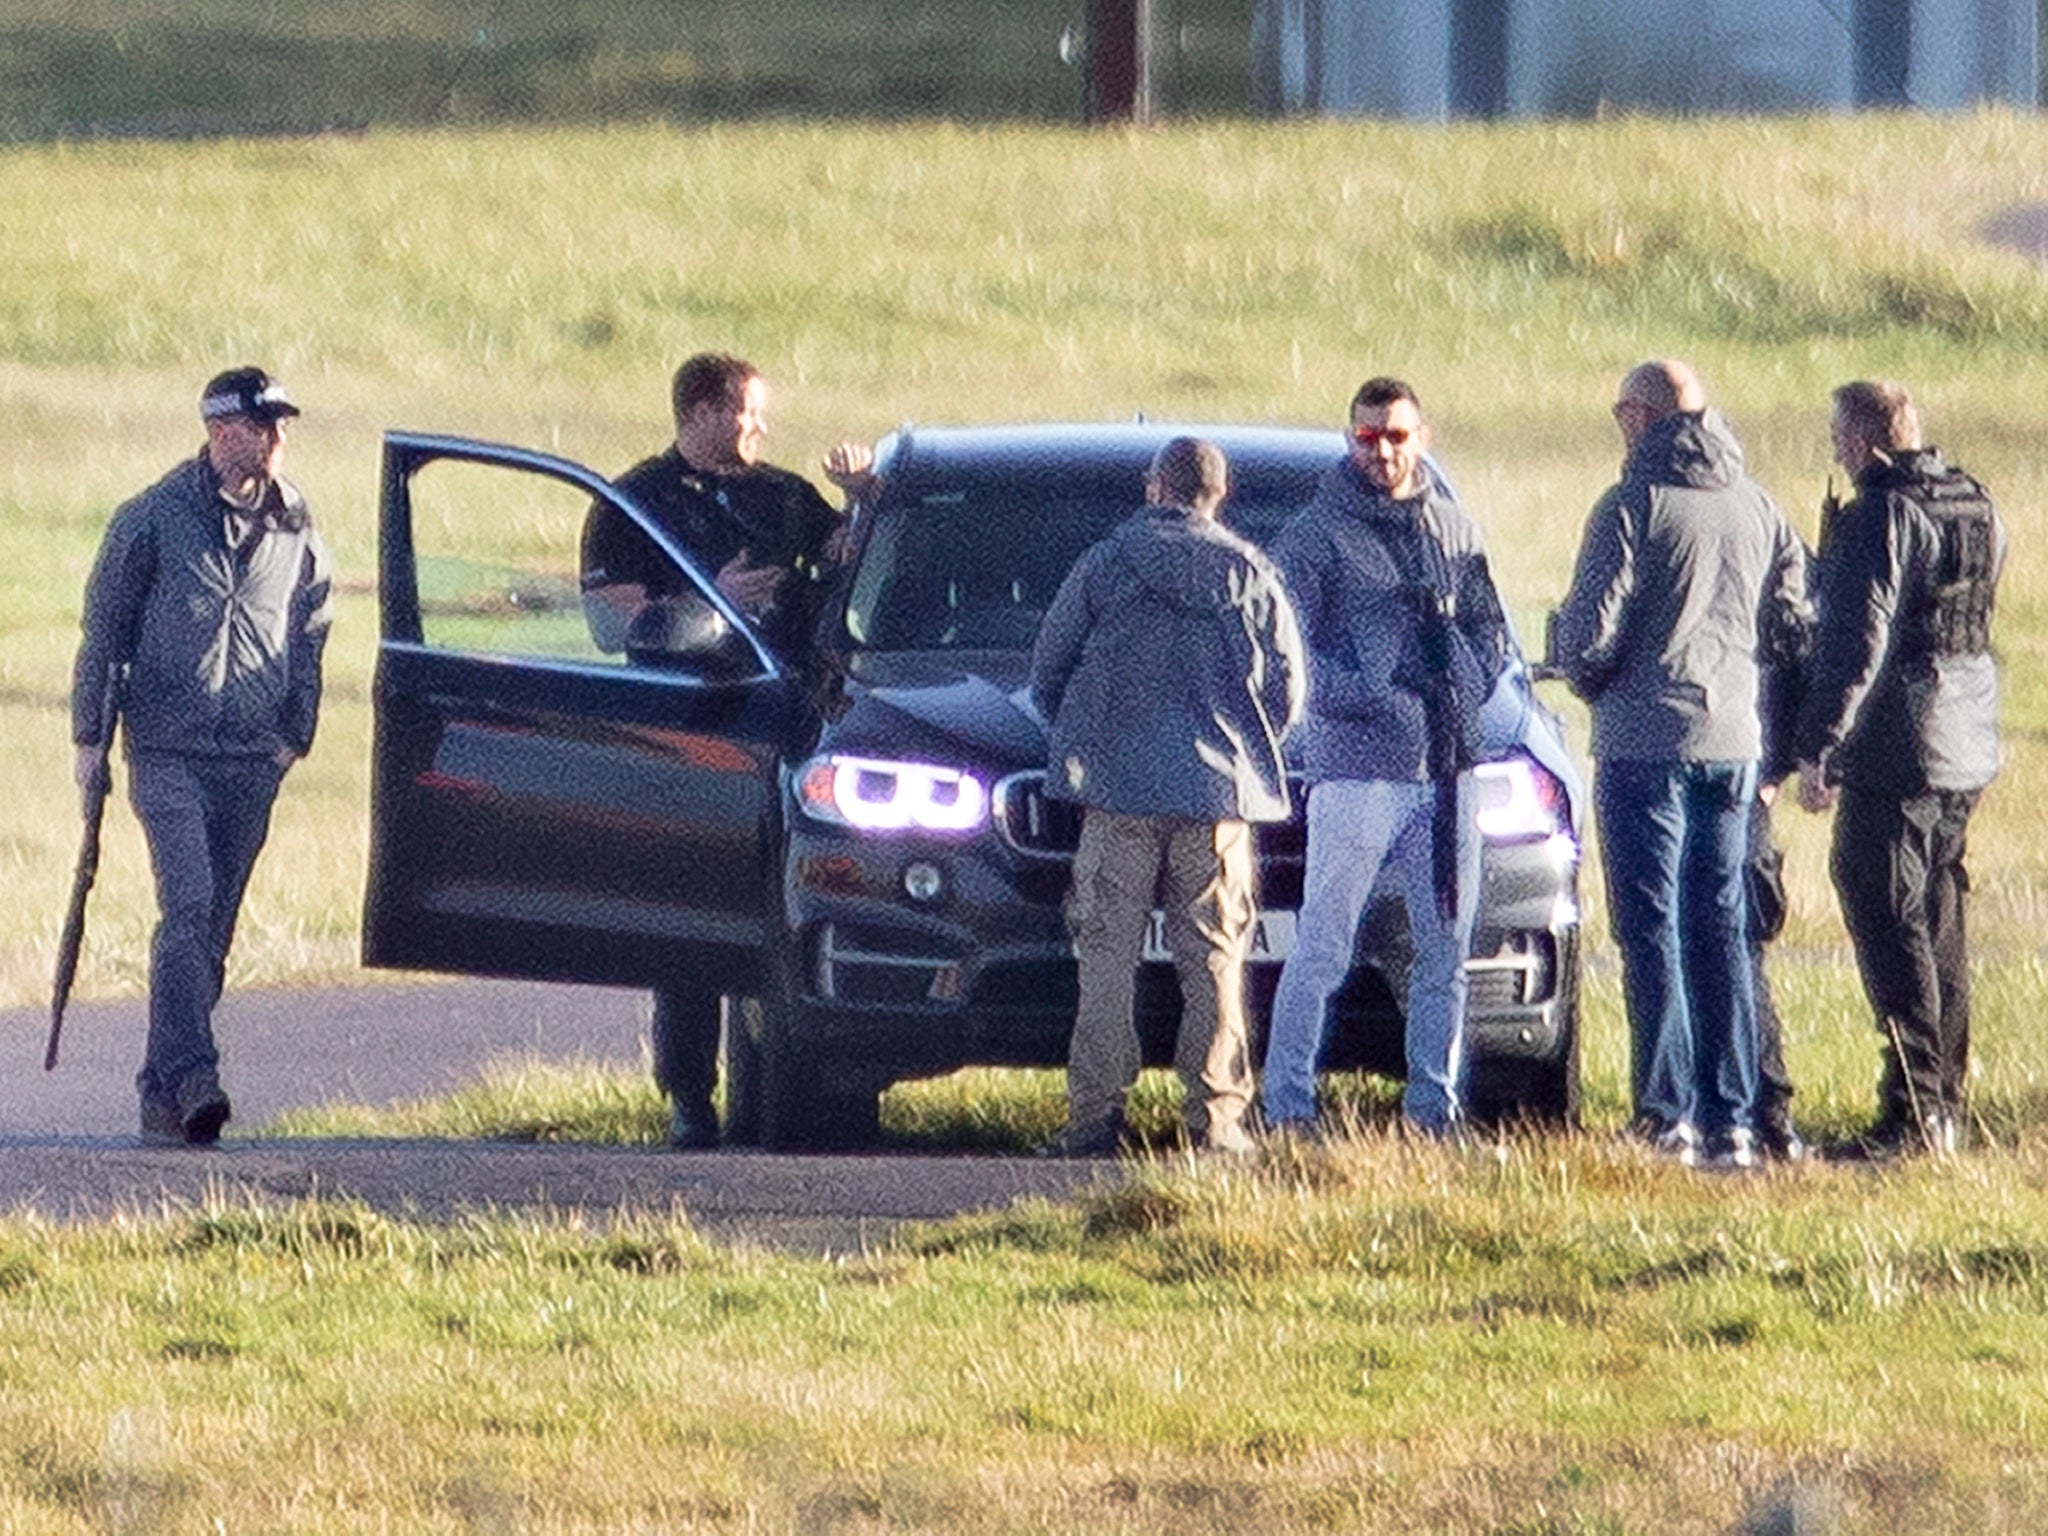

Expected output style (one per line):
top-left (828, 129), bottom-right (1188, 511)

top-left (795, 754), bottom-right (989, 834)
top-left (1472, 755), bottom-right (1571, 842)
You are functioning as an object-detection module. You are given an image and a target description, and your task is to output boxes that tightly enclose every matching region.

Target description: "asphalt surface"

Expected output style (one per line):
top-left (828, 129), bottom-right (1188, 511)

top-left (0, 979), bottom-right (1113, 1254)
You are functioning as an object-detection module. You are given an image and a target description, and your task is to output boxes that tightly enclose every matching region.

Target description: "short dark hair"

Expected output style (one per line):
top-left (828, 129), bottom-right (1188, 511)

top-left (1149, 436), bottom-right (1229, 509)
top-left (670, 352), bottom-right (759, 424)
top-left (1832, 379), bottom-right (1922, 453)
top-left (1350, 376), bottom-right (1421, 416)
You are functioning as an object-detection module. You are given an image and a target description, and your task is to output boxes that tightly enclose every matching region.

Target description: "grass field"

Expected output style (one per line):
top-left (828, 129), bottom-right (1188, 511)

top-left (5, 108), bottom-right (2048, 1531)
top-left (0, 0), bottom-right (1255, 138)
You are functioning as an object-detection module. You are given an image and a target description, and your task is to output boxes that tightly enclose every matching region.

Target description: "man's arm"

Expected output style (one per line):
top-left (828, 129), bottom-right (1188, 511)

top-left (1029, 548), bottom-right (1098, 726)
top-left (820, 441), bottom-right (879, 565)
top-left (1794, 489), bottom-right (1903, 797)
top-left (1548, 486), bottom-right (1635, 700)
top-left (72, 502), bottom-right (153, 770)
top-left (281, 528), bottom-right (334, 763)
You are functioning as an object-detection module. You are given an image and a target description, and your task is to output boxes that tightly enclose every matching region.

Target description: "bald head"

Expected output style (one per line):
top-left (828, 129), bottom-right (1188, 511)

top-left (1612, 359), bottom-right (1705, 449)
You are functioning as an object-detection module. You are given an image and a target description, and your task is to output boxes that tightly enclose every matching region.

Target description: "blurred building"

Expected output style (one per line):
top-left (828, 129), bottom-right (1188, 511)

top-left (1250, 0), bottom-right (2039, 117)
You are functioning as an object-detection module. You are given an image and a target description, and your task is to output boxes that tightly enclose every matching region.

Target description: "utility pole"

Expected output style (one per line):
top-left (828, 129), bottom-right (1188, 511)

top-left (1084, 0), bottom-right (1157, 124)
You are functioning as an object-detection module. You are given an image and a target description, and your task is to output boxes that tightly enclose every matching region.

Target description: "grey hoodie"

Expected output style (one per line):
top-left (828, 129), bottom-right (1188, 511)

top-left (1031, 506), bottom-right (1304, 822)
top-left (1551, 409), bottom-right (1809, 763)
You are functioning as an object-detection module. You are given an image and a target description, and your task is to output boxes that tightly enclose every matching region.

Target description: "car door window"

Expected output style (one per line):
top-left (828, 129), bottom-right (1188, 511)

top-left (406, 457), bottom-right (613, 662)
top-left (405, 456), bottom-right (758, 677)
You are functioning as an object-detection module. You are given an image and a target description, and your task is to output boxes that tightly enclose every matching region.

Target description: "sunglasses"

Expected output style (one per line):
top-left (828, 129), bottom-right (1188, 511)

top-left (1351, 426), bottom-right (1413, 447)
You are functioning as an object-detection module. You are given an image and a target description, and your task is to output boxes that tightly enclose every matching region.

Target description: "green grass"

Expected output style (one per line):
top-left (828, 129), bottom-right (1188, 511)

top-left (7, 109), bottom-right (2048, 1528)
top-left (7, 114), bottom-right (2048, 1097)
top-left (0, 0), bottom-right (1256, 138)
top-left (5, 1132), bottom-right (2048, 1530)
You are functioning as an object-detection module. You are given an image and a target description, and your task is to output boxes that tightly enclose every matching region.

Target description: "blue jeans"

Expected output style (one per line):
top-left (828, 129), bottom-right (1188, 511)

top-left (1595, 759), bottom-right (1758, 1138)
top-left (1262, 777), bottom-right (1480, 1132)
top-left (128, 753), bottom-right (285, 1109)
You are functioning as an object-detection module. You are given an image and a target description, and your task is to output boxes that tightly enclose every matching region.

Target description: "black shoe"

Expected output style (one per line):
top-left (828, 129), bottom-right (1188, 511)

top-left (666, 1104), bottom-right (721, 1150)
top-left (1757, 1118), bottom-right (1807, 1164)
top-left (175, 1074), bottom-right (230, 1146)
top-left (1833, 1110), bottom-right (1952, 1163)
top-left (181, 1095), bottom-right (230, 1146)
top-left (1034, 1123), bottom-right (1123, 1159)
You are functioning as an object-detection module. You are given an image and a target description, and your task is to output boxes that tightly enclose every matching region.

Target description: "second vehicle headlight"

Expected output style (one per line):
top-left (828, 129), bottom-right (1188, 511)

top-left (795, 755), bottom-right (989, 834)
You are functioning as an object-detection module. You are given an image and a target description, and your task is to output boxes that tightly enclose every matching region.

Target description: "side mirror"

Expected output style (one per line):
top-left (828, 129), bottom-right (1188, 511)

top-left (626, 593), bottom-right (756, 680)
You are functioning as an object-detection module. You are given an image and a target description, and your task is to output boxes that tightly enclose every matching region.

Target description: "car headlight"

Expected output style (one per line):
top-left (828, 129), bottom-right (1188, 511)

top-left (1472, 755), bottom-right (1571, 842)
top-left (795, 754), bottom-right (989, 834)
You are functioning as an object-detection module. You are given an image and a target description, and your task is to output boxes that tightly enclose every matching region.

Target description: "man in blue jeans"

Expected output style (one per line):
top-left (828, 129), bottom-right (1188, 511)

top-left (73, 367), bottom-right (333, 1146)
top-left (1260, 377), bottom-right (1512, 1138)
top-left (1549, 360), bottom-right (1809, 1169)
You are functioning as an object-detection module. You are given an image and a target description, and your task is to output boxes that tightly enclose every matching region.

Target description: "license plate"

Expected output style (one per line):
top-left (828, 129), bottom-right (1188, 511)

top-left (1141, 908), bottom-right (1296, 963)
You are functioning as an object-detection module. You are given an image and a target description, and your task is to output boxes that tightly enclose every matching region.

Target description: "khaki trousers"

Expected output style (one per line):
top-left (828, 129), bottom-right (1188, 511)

top-left (1063, 809), bottom-right (1256, 1142)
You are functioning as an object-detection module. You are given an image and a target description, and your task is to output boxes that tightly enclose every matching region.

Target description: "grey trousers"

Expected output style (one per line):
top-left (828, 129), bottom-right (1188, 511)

top-left (127, 752), bottom-right (285, 1109)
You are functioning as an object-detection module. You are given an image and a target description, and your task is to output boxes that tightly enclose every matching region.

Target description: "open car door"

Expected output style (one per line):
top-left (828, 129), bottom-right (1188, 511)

top-left (362, 433), bottom-right (799, 995)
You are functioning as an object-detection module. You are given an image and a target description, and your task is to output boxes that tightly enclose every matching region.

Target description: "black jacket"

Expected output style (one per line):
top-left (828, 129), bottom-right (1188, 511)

top-left (1795, 449), bottom-right (2005, 796)
top-left (583, 446), bottom-right (842, 659)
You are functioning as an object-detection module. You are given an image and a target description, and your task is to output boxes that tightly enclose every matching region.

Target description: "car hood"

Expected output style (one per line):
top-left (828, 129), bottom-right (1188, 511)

top-left (824, 652), bottom-right (1048, 770)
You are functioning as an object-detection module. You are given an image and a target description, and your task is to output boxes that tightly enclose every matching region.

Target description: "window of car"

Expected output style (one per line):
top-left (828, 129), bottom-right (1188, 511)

top-left (401, 455), bottom-right (758, 679)
top-left (842, 480), bottom-right (1304, 654)
top-left (405, 458), bottom-right (613, 662)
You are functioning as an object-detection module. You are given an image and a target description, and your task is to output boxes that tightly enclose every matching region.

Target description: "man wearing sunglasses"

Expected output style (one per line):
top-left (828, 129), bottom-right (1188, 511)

top-left (1549, 360), bottom-right (1809, 1171)
top-left (1261, 377), bottom-right (1513, 1138)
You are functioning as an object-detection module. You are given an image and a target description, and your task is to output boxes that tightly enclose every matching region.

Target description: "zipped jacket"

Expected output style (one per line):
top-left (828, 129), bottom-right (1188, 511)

top-left (1795, 448), bottom-right (2005, 795)
top-left (1551, 410), bottom-right (1809, 763)
top-left (1032, 505), bottom-right (1304, 822)
top-left (1270, 460), bottom-right (1508, 785)
top-left (73, 451), bottom-right (332, 760)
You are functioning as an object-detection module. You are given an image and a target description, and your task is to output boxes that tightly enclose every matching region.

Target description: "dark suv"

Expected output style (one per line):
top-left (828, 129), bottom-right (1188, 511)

top-left (364, 422), bottom-right (1583, 1148)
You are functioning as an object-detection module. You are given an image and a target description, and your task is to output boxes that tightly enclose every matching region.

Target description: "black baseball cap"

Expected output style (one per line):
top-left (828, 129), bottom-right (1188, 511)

top-left (199, 366), bottom-right (301, 423)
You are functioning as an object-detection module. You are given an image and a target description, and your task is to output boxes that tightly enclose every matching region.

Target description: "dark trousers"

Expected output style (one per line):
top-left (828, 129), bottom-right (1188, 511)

top-left (1746, 797), bottom-right (1796, 1133)
top-left (127, 752), bottom-right (285, 1108)
top-left (652, 984), bottom-right (723, 1120)
top-left (1830, 785), bottom-right (1979, 1125)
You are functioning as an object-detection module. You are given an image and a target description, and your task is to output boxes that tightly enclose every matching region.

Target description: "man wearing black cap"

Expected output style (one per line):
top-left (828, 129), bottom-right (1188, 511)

top-left (72, 366), bottom-right (333, 1146)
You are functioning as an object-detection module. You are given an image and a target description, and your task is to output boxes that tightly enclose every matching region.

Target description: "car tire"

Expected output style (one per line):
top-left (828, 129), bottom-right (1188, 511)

top-left (726, 982), bottom-right (882, 1153)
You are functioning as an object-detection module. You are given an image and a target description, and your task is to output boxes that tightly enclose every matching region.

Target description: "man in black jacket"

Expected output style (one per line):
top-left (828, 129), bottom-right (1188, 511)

top-left (1031, 437), bottom-right (1304, 1156)
top-left (1795, 380), bottom-right (2006, 1157)
top-left (73, 367), bottom-right (332, 1146)
top-left (582, 351), bottom-right (876, 1148)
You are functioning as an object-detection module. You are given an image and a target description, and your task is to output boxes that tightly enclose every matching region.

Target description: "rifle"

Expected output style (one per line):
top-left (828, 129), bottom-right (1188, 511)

top-left (47, 668), bottom-right (118, 1071)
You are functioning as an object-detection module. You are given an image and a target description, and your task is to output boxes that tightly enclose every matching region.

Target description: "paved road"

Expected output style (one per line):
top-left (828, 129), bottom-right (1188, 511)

top-left (0, 979), bottom-right (1112, 1253)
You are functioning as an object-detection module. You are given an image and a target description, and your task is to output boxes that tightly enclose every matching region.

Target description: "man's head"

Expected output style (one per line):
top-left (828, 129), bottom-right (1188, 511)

top-left (200, 366), bottom-right (298, 489)
top-left (1146, 436), bottom-right (1229, 518)
top-left (670, 352), bottom-right (767, 471)
top-left (1611, 358), bottom-right (1705, 450)
top-left (1830, 379), bottom-right (1921, 477)
top-left (1347, 376), bottom-right (1430, 500)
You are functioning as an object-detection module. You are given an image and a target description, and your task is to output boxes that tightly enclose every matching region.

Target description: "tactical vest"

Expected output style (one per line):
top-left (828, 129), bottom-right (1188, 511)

top-left (1901, 467), bottom-right (1998, 657)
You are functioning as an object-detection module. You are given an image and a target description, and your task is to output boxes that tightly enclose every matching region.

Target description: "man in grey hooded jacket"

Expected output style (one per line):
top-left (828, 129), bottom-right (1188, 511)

top-left (1030, 437), bottom-right (1305, 1156)
top-left (1550, 360), bottom-right (1809, 1169)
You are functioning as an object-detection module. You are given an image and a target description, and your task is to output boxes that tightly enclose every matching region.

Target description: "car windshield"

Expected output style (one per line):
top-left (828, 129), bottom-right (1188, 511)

top-left (842, 485), bottom-right (1300, 653)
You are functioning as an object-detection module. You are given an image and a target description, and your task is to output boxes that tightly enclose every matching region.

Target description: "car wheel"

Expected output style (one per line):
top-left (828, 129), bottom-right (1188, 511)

top-left (726, 979), bottom-right (882, 1152)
